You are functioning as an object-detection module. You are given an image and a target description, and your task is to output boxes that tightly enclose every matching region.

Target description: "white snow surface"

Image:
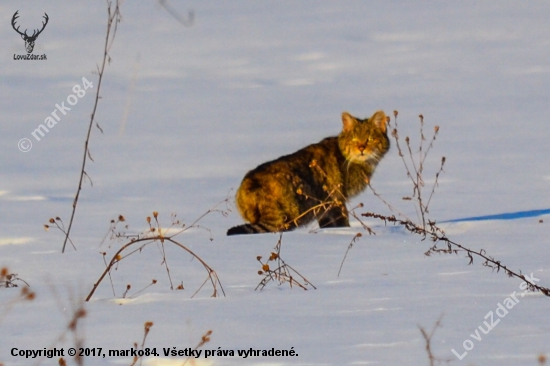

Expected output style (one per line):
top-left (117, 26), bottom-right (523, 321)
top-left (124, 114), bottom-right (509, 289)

top-left (1, 1), bottom-right (549, 365)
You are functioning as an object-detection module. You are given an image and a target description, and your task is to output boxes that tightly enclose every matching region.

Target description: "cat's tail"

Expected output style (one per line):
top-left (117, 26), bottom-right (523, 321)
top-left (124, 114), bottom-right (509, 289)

top-left (227, 223), bottom-right (272, 236)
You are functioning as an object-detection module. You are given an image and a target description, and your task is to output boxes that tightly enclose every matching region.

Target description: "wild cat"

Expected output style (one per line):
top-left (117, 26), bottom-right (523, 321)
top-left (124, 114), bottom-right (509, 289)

top-left (227, 110), bottom-right (390, 235)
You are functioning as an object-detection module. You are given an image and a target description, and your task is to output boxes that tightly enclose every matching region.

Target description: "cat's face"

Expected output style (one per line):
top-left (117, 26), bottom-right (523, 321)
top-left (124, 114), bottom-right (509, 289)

top-left (338, 111), bottom-right (390, 164)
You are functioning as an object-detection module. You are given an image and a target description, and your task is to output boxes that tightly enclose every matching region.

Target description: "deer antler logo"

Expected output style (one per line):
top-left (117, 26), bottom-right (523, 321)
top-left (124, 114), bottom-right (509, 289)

top-left (12, 11), bottom-right (49, 54)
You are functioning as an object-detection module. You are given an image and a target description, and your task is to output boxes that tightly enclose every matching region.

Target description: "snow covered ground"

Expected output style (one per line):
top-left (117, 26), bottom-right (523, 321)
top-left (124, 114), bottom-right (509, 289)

top-left (1, 1), bottom-right (549, 365)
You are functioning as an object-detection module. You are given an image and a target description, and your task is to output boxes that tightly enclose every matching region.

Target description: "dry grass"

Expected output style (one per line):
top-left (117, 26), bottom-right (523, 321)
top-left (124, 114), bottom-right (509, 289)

top-left (256, 233), bottom-right (316, 291)
top-left (361, 111), bottom-right (550, 296)
top-left (86, 205), bottom-right (227, 301)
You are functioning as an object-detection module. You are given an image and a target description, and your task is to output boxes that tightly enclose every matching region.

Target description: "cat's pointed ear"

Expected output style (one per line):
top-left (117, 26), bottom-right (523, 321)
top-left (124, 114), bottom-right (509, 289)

top-left (342, 112), bottom-right (356, 132)
top-left (369, 110), bottom-right (388, 133)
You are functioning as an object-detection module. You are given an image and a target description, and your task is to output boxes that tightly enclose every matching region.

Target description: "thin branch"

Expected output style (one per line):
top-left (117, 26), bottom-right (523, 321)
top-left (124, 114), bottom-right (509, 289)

top-left (418, 313), bottom-right (444, 366)
top-left (61, 1), bottom-right (122, 253)
top-left (362, 212), bottom-right (550, 296)
top-left (337, 233), bottom-right (362, 277)
top-left (85, 236), bottom-right (224, 301)
top-left (256, 233), bottom-right (315, 291)
top-left (424, 156), bottom-right (445, 214)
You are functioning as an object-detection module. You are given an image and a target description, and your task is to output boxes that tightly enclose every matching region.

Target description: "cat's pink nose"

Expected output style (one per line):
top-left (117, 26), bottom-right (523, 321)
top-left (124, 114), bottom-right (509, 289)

top-left (357, 144), bottom-right (366, 152)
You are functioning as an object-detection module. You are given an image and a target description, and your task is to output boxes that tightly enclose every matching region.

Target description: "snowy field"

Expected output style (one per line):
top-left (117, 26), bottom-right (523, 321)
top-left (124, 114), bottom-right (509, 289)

top-left (1, 1), bottom-right (549, 365)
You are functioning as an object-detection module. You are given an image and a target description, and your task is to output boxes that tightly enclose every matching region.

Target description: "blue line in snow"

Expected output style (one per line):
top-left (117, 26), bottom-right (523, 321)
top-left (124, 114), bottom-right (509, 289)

top-left (443, 208), bottom-right (550, 223)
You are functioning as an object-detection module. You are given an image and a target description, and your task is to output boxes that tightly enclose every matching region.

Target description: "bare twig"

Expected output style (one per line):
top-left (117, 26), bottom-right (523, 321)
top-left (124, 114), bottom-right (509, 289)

top-left (61, 0), bottom-right (123, 253)
top-left (86, 236), bottom-right (224, 301)
top-left (362, 212), bottom-right (550, 296)
top-left (46, 287), bottom-right (87, 366)
top-left (337, 232), bottom-right (362, 277)
top-left (388, 112), bottom-right (442, 231)
top-left (349, 203), bottom-right (376, 235)
top-left (181, 330), bottom-right (212, 366)
top-left (0, 268), bottom-right (35, 323)
top-left (44, 217), bottom-right (76, 251)
top-left (256, 233), bottom-right (316, 291)
top-left (418, 314), bottom-right (447, 366)
top-left (129, 321), bottom-right (153, 366)
top-left (424, 156), bottom-right (445, 214)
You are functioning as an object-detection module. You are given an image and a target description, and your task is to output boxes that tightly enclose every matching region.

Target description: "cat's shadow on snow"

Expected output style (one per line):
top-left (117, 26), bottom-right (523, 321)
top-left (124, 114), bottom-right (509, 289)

top-left (442, 208), bottom-right (550, 223)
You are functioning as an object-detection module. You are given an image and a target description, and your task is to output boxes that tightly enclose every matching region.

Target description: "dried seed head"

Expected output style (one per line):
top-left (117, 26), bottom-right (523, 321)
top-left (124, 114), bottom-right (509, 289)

top-left (256, 255), bottom-right (262, 261)
top-left (393, 110), bottom-right (398, 117)
top-left (44, 225), bottom-right (50, 231)
top-left (144, 321), bottom-right (154, 333)
top-left (434, 125), bottom-right (440, 133)
top-left (257, 270), bottom-right (264, 275)
top-left (118, 215), bottom-right (125, 222)
top-left (49, 218), bottom-right (55, 224)
top-left (202, 331), bottom-right (212, 343)
top-left (76, 308), bottom-right (87, 318)
top-left (262, 264), bottom-right (270, 272)
top-left (146, 216), bottom-right (151, 224)
top-left (153, 211), bottom-right (158, 219)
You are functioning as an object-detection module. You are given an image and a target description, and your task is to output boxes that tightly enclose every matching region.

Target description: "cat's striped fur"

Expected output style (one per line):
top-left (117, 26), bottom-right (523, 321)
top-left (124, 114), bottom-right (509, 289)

top-left (227, 111), bottom-right (389, 235)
